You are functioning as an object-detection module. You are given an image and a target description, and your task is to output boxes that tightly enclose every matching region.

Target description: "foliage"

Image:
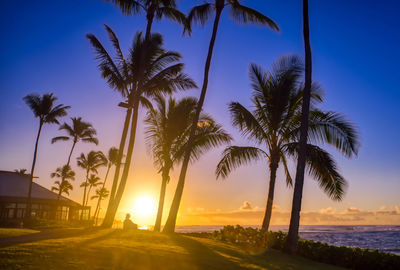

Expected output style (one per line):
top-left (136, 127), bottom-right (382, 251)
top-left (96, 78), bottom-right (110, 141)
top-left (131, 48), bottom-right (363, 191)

top-left (52, 117), bottom-right (98, 146)
top-left (212, 225), bottom-right (400, 270)
top-left (23, 93), bottom-right (70, 125)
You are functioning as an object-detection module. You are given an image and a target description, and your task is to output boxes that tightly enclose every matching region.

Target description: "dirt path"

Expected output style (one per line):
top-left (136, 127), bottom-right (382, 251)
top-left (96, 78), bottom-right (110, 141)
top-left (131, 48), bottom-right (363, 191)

top-left (0, 228), bottom-right (95, 248)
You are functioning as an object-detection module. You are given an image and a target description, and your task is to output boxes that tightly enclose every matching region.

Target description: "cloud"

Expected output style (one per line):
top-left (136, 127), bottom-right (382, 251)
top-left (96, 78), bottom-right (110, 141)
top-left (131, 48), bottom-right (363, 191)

top-left (239, 201), bottom-right (253, 210)
top-left (179, 203), bottom-right (400, 226)
top-left (319, 207), bottom-right (335, 214)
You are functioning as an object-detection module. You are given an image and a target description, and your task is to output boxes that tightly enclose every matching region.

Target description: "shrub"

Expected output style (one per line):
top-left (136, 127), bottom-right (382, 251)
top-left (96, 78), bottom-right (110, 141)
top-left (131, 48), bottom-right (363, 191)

top-left (211, 225), bottom-right (400, 270)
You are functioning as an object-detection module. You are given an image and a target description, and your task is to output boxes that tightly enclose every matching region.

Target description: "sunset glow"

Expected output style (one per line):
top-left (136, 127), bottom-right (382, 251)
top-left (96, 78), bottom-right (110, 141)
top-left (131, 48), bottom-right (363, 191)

top-left (131, 195), bottom-right (157, 225)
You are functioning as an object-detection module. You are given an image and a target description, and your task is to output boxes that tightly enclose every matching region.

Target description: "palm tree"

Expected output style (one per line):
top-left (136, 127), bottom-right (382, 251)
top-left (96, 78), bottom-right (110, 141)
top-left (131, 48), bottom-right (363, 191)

top-left (52, 117), bottom-right (98, 167)
top-left (144, 95), bottom-right (232, 231)
top-left (284, 0), bottom-right (314, 254)
top-left (77, 151), bottom-right (107, 213)
top-left (50, 165), bottom-right (75, 199)
top-left (51, 180), bottom-right (73, 198)
top-left (91, 187), bottom-right (110, 225)
top-left (215, 55), bottom-right (360, 232)
top-left (14, 169), bottom-right (28, 175)
top-left (108, 0), bottom-right (186, 40)
top-left (163, 0), bottom-right (279, 233)
top-left (100, 0), bottom-right (186, 227)
top-left (23, 93), bottom-right (70, 218)
top-left (85, 174), bottom-right (102, 206)
top-left (87, 26), bottom-right (196, 227)
top-left (92, 147), bottom-right (119, 219)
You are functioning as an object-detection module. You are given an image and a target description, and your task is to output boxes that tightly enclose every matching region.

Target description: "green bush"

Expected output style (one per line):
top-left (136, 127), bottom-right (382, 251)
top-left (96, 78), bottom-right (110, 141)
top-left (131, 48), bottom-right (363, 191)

top-left (212, 225), bottom-right (400, 270)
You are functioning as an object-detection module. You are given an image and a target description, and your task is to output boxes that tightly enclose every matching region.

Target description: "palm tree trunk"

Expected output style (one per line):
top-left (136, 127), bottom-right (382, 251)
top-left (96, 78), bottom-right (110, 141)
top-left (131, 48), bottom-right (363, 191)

top-left (57, 141), bottom-right (77, 201)
top-left (261, 160), bottom-right (279, 231)
top-left (94, 198), bottom-right (103, 225)
top-left (86, 185), bottom-right (92, 206)
top-left (94, 165), bottom-right (111, 223)
top-left (80, 170), bottom-right (90, 220)
top-left (26, 121), bottom-right (43, 219)
top-left (102, 8), bottom-right (153, 228)
top-left (102, 108), bottom-right (132, 227)
top-left (163, 7), bottom-right (223, 233)
top-left (154, 167), bottom-right (170, 232)
top-left (66, 140), bottom-right (77, 167)
top-left (145, 6), bottom-right (155, 41)
top-left (104, 97), bottom-right (140, 227)
top-left (284, 0), bottom-right (312, 255)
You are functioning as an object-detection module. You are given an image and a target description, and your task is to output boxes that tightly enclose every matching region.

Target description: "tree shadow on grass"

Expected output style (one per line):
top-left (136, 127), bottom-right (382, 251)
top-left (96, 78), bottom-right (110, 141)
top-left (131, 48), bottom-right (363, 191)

top-left (0, 227), bottom-right (97, 248)
top-left (168, 234), bottom-right (249, 269)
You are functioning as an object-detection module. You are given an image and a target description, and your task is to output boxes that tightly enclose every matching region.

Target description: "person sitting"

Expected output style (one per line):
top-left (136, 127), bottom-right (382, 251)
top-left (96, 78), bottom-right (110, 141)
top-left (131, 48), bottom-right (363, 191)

top-left (123, 213), bottom-right (138, 230)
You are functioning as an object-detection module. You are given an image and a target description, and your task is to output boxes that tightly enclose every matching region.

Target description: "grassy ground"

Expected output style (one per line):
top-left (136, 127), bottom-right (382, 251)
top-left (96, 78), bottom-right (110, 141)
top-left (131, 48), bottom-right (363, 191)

top-left (0, 228), bottom-right (39, 239)
top-left (0, 229), bottom-right (347, 270)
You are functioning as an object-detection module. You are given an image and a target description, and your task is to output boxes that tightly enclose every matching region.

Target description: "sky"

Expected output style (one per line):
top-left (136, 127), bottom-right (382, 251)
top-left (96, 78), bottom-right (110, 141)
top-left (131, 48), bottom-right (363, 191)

top-left (0, 0), bottom-right (399, 226)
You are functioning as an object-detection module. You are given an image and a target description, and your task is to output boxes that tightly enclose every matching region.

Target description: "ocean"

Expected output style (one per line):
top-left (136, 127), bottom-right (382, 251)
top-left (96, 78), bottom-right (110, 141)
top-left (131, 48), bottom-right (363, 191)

top-left (175, 225), bottom-right (400, 255)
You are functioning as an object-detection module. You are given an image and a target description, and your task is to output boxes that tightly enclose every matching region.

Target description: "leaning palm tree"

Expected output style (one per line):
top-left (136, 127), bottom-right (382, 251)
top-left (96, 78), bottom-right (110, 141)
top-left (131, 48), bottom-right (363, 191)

top-left (51, 180), bottom-right (73, 198)
top-left (145, 95), bottom-right (232, 231)
top-left (87, 26), bottom-right (196, 227)
top-left (163, 0), bottom-right (279, 233)
top-left (23, 93), bottom-right (70, 218)
top-left (216, 55), bottom-right (360, 232)
top-left (284, 0), bottom-right (315, 254)
top-left (108, 0), bottom-right (186, 40)
top-left (99, 147), bottom-right (119, 192)
top-left (52, 117), bottom-right (98, 167)
top-left (85, 174), bottom-right (102, 206)
top-left (50, 165), bottom-right (76, 199)
top-left (77, 151), bottom-right (107, 211)
top-left (92, 187), bottom-right (110, 225)
top-left (93, 147), bottom-right (119, 218)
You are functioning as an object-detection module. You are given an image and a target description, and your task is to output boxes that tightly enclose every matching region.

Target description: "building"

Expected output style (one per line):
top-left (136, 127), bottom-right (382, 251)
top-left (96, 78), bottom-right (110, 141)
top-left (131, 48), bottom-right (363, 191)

top-left (0, 170), bottom-right (90, 226)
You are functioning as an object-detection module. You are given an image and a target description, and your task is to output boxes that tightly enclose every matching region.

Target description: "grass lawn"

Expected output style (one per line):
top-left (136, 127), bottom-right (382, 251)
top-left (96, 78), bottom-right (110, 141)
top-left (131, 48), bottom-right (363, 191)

top-left (0, 229), bottom-right (347, 270)
top-left (0, 228), bottom-right (39, 239)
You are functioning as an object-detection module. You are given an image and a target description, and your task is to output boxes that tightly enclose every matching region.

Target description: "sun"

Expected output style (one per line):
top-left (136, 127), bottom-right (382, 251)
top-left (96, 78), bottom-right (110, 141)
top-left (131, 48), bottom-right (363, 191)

top-left (132, 195), bottom-right (157, 223)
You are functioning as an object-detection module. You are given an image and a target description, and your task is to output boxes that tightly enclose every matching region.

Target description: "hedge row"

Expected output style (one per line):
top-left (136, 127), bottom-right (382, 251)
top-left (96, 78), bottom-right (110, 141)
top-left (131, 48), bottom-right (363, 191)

top-left (211, 225), bottom-right (400, 270)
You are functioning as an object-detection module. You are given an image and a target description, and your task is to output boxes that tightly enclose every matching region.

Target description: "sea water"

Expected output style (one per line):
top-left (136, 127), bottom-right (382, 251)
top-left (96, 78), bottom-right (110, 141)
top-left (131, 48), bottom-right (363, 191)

top-left (175, 225), bottom-right (400, 255)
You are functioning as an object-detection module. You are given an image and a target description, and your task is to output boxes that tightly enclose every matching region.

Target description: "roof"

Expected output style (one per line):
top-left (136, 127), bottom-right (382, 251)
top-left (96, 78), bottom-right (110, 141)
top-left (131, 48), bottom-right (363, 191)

top-left (0, 171), bottom-right (82, 207)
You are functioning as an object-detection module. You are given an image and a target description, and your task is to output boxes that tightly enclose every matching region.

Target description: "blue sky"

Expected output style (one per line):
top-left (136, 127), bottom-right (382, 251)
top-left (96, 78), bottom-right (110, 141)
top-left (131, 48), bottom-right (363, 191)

top-left (1, 0), bottom-right (399, 224)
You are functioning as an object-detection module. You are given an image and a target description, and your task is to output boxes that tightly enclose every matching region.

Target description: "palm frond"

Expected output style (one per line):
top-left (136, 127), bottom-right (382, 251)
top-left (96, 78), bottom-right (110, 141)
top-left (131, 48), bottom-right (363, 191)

top-left (229, 102), bottom-right (268, 144)
top-left (186, 3), bottom-right (213, 33)
top-left (228, 1), bottom-right (279, 31)
top-left (283, 143), bottom-right (347, 201)
top-left (216, 146), bottom-right (268, 179)
top-left (51, 136), bottom-right (70, 144)
top-left (109, 0), bottom-right (143, 15)
top-left (157, 6), bottom-right (186, 26)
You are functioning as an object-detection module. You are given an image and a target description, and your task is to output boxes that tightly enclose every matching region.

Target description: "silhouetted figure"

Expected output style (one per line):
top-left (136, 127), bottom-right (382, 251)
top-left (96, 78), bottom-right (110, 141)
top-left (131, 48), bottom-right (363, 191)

top-left (123, 213), bottom-right (137, 230)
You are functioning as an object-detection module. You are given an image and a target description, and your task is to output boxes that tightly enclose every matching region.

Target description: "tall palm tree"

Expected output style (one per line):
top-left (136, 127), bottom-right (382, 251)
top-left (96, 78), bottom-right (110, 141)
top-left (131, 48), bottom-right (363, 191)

top-left (85, 174), bottom-right (102, 206)
top-left (51, 180), bottom-right (73, 198)
top-left (101, 0), bottom-right (187, 228)
top-left (23, 93), bottom-right (70, 218)
top-left (87, 26), bottom-right (196, 227)
top-left (108, 0), bottom-right (186, 40)
top-left (284, 0), bottom-right (314, 254)
top-left (163, 0), bottom-right (279, 233)
top-left (144, 95), bottom-right (232, 231)
top-left (77, 151), bottom-right (107, 212)
top-left (93, 147), bottom-right (119, 219)
top-left (52, 117), bottom-right (98, 167)
top-left (216, 56), bottom-right (360, 231)
top-left (50, 165), bottom-right (75, 199)
top-left (91, 187), bottom-right (110, 225)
